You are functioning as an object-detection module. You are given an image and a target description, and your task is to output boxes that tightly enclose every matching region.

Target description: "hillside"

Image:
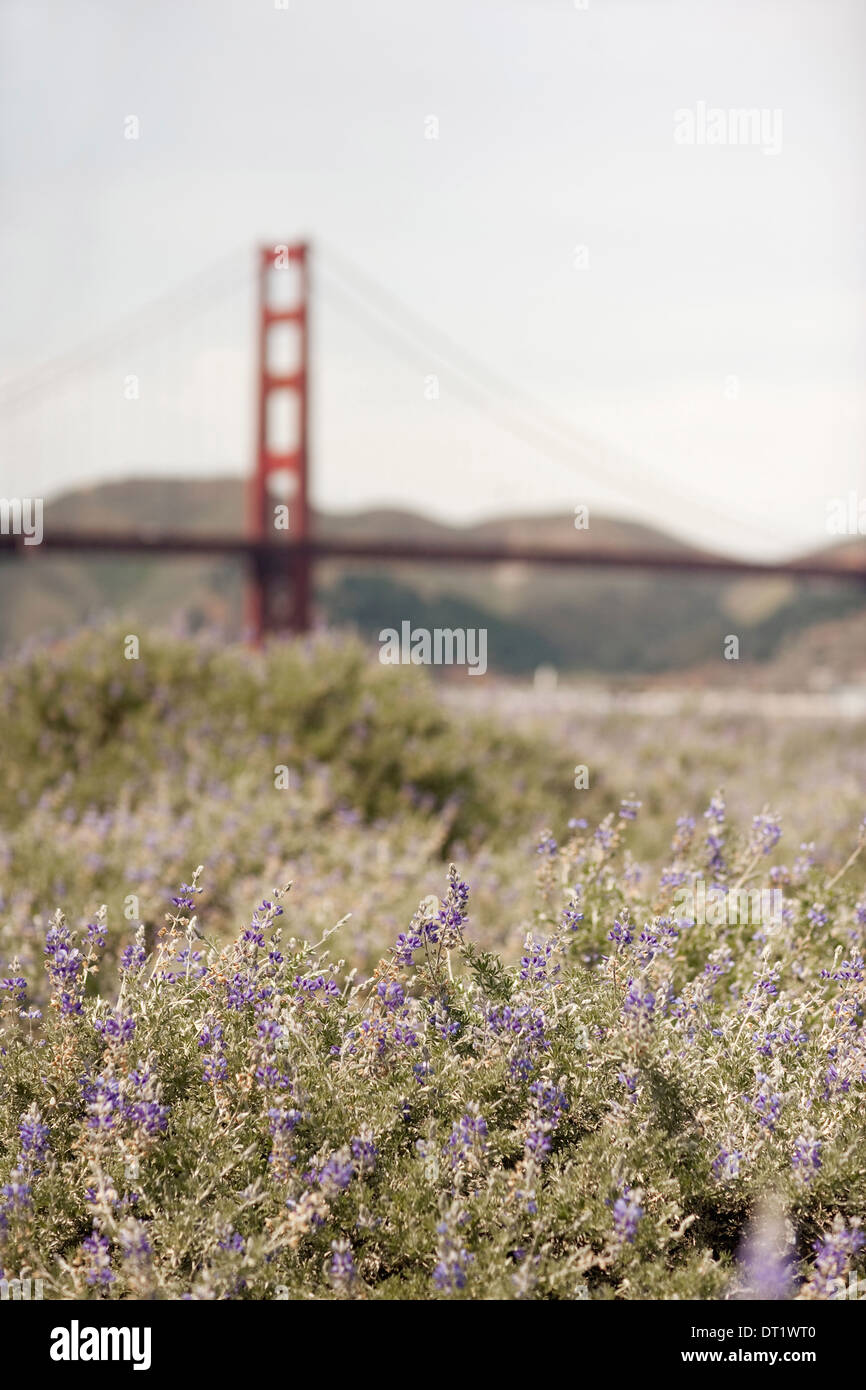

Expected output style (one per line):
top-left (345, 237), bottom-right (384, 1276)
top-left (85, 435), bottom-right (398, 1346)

top-left (1, 476), bottom-right (864, 675)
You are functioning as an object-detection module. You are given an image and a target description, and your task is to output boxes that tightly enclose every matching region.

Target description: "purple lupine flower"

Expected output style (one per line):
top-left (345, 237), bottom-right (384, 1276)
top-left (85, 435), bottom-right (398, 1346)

top-left (268, 1107), bottom-right (302, 1182)
top-left (162, 946), bottom-right (207, 983)
top-left (618, 1071), bottom-right (639, 1105)
top-left (18, 1107), bottom-right (50, 1171)
top-left (741, 962), bottom-right (781, 1015)
top-left (315, 1149), bottom-right (355, 1196)
top-left (119, 941), bottom-right (147, 975)
top-left (438, 864), bottom-right (470, 935)
top-left (749, 813), bottom-right (782, 857)
top-left (792, 843), bottom-right (815, 880)
top-left (347, 1015), bottom-right (419, 1058)
top-left (199, 1016), bottom-right (228, 1083)
top-left (747, 1074), bottom-right (783, 1133)
top-left (197, 1019), bottom-right (219, 1051)
top-left (737, 1202), bottom-right (794, 1300)
top-left (822, 1061), bottom-right (851, 1103)
top-left (535, 832), bottom-right (557, 857)
top-left (328, 1239), bottom-right (356, 1292)
top-left (561, 895), bottom-right (584, 932)
top-left (754, 1023), bottom-right (807, 1060)
top-left (125, 1068), bottom-right (169, 1138)
top-left (126, 1098), bottom-right (169, 1138)
top-left (376, 979), bottom-right (405, 1011)
top-left (44, 923), bottom-right (82, 981)
top-left (657, 917), bottom-right (681, 950)
top-left (217, 1228), bottom-right (245, 1253)
top-left (792, 1136), bottom-right (822, 1185)
top-left (0, 976), bottom-right (28, 1006)
top-left (444, 1110), bottom-right (488, 1171)
top-left (608, 918), bottom-right (633, 948)
top-left (611, 1185), bottom-right (643, 1245)
top-left (94, 1012), bottom-right (137, 1046)
top-left (257, 1018), bottom-right (282, 1042)
top-left (255, 1062), bottom-right (292, 1090)
top-left (712, 1146), bottom-right (744, 1181)
top-left (705, 834), bottom-right (725, 877)
top-left (82, 1227), bottom-right (115, 1286)
top-left (623, 859), bottom-right (643, 887)
top-left (395, 931), bottom-right (422, 965)
top-left (242, 920), bottom-right (266, 949)
top-left (808, 903), bottom-right (829, 929)
top-left (486, 1004), bottom-right (549, 1078)
top-left (294, 974), bottom-right (341, 1001)
top-left (524, 1082), bottom-right (569, 1161)
top-left (84, 1073), bottom-right (125, 1132)
top-left (635, 928), bottom-right (660, 966)
top-left (821, 956), bottom-right (865, 984)
top-left (350, 1129), bottom-right (377, 1175)
top-left (226, 970), bottom-right (257, 1011)
top-left (702, 952), bottom-right (734, 988)
top-left (86, 919), bottom-right (108, 952)
top-left (429, 998), bottom-right (460, 1041)
top-left (619, 798), bottom-right (642, 821)
top-left (594, 820), bottom-right (615, 851)
top-left (0, 1175), bottom-right (32, 1214)
top-left (671, 815), bottom-right (695, 854)
top-left (257, 899), bottom-right (283, 917)
top-left (519, 936), bottom-right (559, 987)
top-left (432, 1220), bottom-right (473, 1292)
top-left (44, 920), bottom-right (85, 1015)
top-left (808, 1222), bottom-right (865, 1297)
top-left (118, 1219), bottom-right (152, 1265)
top-left (170, 882), bottom-right (202, 911)
top-left (94, 1179), bottom-right (139, 1212)
top-left (623, 979), bottom-right (656, 1027)
top-left (391, 1021), bottom-right (418, 1048)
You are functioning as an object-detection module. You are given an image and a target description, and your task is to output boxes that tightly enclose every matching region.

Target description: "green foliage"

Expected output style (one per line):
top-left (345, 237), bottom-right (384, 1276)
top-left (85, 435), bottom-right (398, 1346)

top-left (1, 631), bottom-right (865, 1300)
top-left (0, 626), bottom-right (566, 849)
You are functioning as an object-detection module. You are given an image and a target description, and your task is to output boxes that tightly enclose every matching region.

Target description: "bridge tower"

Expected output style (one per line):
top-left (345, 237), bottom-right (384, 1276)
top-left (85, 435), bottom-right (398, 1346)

top-left (247, 241), bottom-right (311, 639)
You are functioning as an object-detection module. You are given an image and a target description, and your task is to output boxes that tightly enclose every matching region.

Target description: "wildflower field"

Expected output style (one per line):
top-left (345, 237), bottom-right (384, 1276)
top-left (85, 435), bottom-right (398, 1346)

top-left (1, 629), bottom-right (865, 1301)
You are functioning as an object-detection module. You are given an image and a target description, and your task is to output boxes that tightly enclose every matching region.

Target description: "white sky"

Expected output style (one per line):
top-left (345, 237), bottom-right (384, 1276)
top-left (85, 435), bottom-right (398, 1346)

top-left (1, 0), bottom-right (864, 558)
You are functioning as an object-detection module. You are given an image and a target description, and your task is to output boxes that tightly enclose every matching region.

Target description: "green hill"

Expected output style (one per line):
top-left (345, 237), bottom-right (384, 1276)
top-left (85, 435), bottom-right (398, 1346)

top-left (1, 477), bottom-right (863, 675)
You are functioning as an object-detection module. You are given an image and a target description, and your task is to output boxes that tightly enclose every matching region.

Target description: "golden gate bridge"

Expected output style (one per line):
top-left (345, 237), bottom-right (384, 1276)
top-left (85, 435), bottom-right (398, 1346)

top-left (1, 240), bottom-right (863, 641)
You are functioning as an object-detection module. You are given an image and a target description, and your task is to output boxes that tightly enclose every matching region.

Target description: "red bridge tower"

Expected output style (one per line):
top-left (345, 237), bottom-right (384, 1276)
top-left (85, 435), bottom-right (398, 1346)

top-left (247, 241), bottom-right (311, 639)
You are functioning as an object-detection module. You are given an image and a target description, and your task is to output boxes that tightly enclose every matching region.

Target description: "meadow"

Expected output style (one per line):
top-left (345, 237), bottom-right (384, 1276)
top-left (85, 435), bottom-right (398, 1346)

top-left (0, 627), bottom-right (864, 1299)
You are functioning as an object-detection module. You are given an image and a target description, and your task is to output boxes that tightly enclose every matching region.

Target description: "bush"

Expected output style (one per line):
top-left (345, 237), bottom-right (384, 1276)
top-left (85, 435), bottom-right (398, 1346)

top-left (0, 626), bottom-right (565, 850)
top-left (2, 798), bottom-right (865, 1300)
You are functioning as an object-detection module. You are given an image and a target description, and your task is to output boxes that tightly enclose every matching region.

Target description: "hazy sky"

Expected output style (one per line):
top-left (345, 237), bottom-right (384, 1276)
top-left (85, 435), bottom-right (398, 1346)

top-left (1, 0), bottom-right (864, 558)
